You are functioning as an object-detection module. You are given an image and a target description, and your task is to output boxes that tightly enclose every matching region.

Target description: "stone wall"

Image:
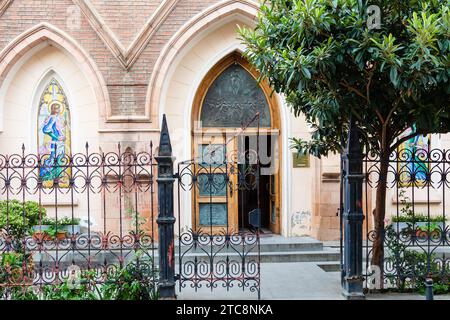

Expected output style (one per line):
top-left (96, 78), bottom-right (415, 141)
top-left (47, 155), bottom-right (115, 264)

top-left (0, 0), bottom-right (217, 127)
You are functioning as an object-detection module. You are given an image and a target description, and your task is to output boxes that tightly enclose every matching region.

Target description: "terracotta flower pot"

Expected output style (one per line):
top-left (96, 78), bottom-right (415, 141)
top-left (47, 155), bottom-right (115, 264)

top-left (56, 230), bottom-right (68, 241)
top-left (32, 231), bottom-right (52, 241)
top-left (415, 228), bottom-right (440, 239)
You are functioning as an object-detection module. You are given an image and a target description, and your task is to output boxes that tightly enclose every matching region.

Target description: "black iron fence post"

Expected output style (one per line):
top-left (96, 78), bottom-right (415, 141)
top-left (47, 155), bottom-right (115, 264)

top-left (156, 114), bottom-right (176, 299)
top-left (341, 118), bottom-right (365, 299)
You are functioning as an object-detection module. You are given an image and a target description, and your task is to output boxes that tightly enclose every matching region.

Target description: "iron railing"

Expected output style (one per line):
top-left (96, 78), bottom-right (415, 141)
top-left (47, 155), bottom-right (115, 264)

top-left (362, 147), bottom-right (450, 292)
top-left (0, 143), bottom-right (158, 299)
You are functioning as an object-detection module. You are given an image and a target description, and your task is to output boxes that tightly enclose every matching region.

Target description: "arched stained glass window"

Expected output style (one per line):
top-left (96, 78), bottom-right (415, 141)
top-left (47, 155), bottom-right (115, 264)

top-left (398, 126), bottom-right (431, 187)
top-left (200, 64), bottom-right (271, 127)
top-left (37, 78), bottom-right (71, 188)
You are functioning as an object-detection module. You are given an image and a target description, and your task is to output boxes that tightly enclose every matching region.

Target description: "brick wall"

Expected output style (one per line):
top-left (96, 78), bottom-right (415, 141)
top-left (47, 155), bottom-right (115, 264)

top-left (0, 0), bottom-right (219, 121)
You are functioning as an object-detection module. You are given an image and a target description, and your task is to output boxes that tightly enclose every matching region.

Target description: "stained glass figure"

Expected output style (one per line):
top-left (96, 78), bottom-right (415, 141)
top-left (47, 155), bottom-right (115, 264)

top-left (398, 126), bottom-right (430, 187)
top-left (38, 78), bottom-right (71, 188)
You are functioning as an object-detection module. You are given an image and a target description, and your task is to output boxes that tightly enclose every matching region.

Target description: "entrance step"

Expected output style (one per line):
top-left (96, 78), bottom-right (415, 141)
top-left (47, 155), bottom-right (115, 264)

top-left (260, 250), bottom-right (340, 263)
top-left (317, 261), bottom-right (342, 272)
top-left (175, 249), bottom-right (341, 263)
top-left (175, 237), bottom-right (341, 264)
top-left (259, 236), bottom-right (323, 252)
top-left (176, 236), bottom-right (324, 253)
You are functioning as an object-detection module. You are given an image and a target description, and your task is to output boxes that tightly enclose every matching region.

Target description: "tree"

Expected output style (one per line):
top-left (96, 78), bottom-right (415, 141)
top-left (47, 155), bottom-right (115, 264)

top-left (239, 0), bottom-right (450, 277)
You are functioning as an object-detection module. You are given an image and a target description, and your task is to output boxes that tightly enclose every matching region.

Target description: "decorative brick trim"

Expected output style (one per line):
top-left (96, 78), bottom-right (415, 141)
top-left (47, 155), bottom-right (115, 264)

top-left (72, 0), bottom-right (179, 70)
top-left (145, 0), bottom-right (259, 125)
top-left (0, 22), bottom-right (110, 128)
top-left (0, 0), bottom-right (13, 17)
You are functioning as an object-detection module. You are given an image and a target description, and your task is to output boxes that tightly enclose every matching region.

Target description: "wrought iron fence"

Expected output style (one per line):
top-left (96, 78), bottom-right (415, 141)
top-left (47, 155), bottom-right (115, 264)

top-left (362, 147), bottom-right (450, 292)
top-left (176, 159), bottom-right (261, 298)
top-left (0, 143), bottom-right (158, 299)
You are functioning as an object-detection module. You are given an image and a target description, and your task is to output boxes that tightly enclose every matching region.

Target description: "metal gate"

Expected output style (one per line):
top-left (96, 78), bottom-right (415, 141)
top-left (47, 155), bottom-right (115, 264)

top-left (175, 118), bottom-right (262, 299)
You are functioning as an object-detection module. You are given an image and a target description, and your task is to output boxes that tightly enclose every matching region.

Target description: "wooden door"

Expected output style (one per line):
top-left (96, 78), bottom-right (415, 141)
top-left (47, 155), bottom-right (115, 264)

top-left (192, 133), bottom-right (238, 234)
top-left (269, 172), bottom-right (280, 233)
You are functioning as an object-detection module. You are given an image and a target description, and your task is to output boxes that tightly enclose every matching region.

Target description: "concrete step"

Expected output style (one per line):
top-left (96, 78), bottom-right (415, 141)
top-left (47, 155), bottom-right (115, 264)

top-left (176, 236), bottom-right (323, 253)
top-left (260, 250), bottom-right (340, 263)
top-left (317, 261), bottom-right (342, 272)
top-left (259, 236), bottom-right (323, 252)
top-left (176, 249), bottom-right (341, 264)
top-left (30, 237), bottom-right (339, 266)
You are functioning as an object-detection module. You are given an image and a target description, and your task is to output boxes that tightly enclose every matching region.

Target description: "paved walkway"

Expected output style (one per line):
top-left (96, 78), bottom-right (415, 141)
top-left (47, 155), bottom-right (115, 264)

top-left (176, 261), bottom-right (450, 300)
top-left (177, 262), bottom-right (341, 300)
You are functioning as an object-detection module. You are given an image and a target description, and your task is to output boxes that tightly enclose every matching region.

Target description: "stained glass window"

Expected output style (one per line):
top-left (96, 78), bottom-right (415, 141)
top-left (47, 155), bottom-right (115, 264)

top-left (199, 203), bottom-right (228, 226)
top-left (198, 173), bottom-right (227, 196)
top-left (398, 126), bottom-right (430, 187)
top-left (200, 64), bottom-right (271, 127)
top-left (199, 144), bottom-right (226, 165)
top-left (38, 78), bottom-right (71, 188)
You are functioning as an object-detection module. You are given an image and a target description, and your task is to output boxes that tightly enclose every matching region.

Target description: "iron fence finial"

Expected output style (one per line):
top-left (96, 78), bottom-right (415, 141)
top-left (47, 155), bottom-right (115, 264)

top-left (158, 114), bottom-right (172, 157)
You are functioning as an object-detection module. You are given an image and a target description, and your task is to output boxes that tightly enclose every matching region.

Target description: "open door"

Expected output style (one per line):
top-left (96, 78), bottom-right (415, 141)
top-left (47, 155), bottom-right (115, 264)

top-left (192, 133), bottom-right (238, 234)
top-left (236, 133), bottom-right (280, 234)
top-left (191, 52), bottom-right (282, 234)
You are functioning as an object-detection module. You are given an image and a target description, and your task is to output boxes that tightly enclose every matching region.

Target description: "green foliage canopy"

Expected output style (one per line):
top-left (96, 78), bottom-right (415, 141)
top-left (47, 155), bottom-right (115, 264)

top-left (239, 0), bottom-right (450, 157)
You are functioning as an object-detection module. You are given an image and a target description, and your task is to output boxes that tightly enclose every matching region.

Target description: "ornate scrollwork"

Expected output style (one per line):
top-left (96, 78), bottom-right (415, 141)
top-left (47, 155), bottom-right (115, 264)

top-left (363, 148), bottom-right (450, 291)
top-left (0, 144), bottom-right (157, 299)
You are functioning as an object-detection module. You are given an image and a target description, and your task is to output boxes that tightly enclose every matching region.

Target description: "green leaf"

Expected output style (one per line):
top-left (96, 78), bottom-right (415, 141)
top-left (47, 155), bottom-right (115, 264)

top-left (390, 67), bottom-right (399, 86)
top-left (301, 66), bottom-right (312, 79)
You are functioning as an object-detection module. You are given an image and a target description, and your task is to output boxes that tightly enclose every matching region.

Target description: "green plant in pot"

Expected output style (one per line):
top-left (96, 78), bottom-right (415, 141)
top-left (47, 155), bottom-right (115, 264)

top-left (32, 216), bottom-right (81, 241)
top-left (32, 217), bottom-right (53, 241)
top-left (390, 189), bottom-right (447, 238)
top-left (58, 216), bottom-right (81, 237)
top-left (45, 224), bottom-right (68, 241)
top-left (416, 222), bottom-right (442, 239)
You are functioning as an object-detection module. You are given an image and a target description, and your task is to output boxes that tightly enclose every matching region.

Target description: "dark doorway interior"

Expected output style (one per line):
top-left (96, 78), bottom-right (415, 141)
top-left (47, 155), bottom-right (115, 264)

top-left (238, 135), bottom-right (272, 231)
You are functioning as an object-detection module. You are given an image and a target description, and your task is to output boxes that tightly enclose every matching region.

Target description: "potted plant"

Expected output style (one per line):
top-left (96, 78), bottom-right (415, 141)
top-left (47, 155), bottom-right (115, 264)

top-left (58, 216), bottom-right (81, 237)
top-left (49, 224), bottom-right (68, 241)
top-left (390, 189), bottom-right (446, 237)
top-left (32, 216), bottom-right (81, 241)
top-left (391, 214), bottom-right (446, 238)
top-left (416, 222), bottom-right (442, 239)
top-left (32, 217), bottom-right (55, 241)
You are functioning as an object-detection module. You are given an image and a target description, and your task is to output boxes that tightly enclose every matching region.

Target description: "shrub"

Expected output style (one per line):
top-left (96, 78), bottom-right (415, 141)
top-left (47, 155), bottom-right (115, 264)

top-left (392, 214), bottom-right (446, 223)
top-left (0, 251), bottom-right (34, 299)
top-left (0, 200), bottom-right (46, 239)
top-left (41, 273), bottom-right (99, 301)
top-left (384, 224), bottom-right (450, 294)
top-left (101, 252), bottom-right (159, 300)
top-left (1, 252), bottom-right (159, 300)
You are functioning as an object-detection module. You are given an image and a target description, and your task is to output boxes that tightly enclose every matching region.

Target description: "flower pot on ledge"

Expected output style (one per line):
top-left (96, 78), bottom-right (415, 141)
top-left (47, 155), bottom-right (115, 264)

top-left (391, 222), bottom-right (446, 239)
top-left (32, 225), bottom-right (52, 241)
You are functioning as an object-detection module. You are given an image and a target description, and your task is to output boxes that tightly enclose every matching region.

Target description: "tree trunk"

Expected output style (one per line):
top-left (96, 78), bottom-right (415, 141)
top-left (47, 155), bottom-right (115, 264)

top-left (371, 151), bottom-right (389, 287)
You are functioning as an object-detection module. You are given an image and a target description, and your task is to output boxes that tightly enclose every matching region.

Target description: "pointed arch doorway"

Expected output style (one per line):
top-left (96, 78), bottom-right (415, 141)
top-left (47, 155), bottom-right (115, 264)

top-left (191, 52), bottom-right (282, 234)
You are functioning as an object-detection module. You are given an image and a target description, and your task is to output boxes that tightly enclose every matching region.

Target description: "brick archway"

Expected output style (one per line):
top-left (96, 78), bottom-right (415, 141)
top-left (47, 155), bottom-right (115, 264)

top-left (145, 0), bottom-right (259, 125)
top-left (0, 22), bottom-right (110, 129)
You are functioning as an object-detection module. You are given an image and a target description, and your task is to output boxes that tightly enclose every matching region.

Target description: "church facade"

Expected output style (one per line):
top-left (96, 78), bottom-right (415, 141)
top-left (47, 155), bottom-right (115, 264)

top-left (1, 0), bottom-right (446, 241)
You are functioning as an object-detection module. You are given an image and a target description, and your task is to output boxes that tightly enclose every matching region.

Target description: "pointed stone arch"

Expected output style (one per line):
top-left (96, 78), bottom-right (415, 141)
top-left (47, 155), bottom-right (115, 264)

top-left (0, 22), bottom-right (110, 130)
top-left (145, 0), bottom-right (259, 124)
